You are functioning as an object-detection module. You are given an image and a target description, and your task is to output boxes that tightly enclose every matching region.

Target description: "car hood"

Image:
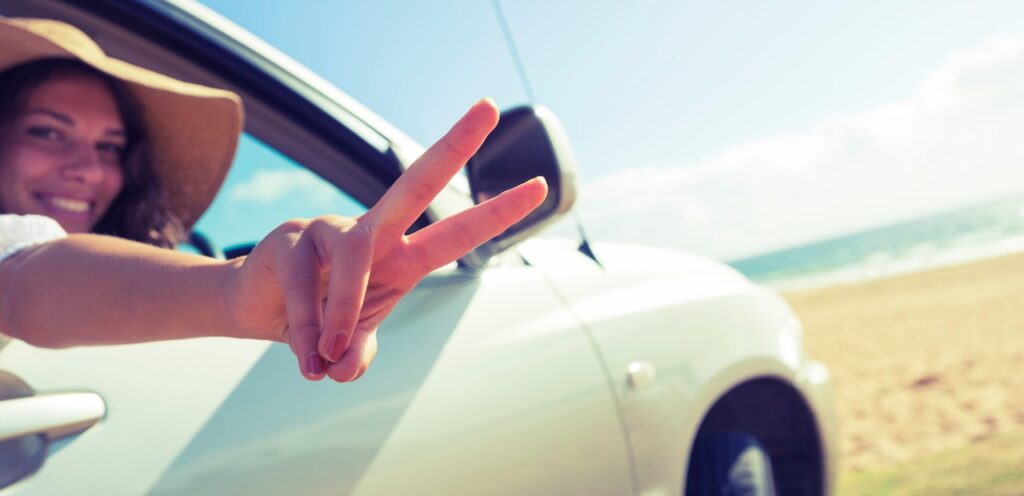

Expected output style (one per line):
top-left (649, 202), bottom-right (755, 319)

top-left (517, 237), bottom-right (754, 287)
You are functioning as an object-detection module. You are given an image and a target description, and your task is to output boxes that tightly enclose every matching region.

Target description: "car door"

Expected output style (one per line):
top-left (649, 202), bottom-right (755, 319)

top-left (0, 134), bottom-right (634, 495)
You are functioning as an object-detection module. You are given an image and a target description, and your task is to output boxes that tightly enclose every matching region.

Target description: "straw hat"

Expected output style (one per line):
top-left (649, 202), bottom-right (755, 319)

top-left (0, 17), bottom-right (243, 232)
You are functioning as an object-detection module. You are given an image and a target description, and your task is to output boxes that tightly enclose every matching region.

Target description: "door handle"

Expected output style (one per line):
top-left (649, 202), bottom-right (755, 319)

top-left (626, 361), bottom-right (656, 390)
top-left (0, 392), bottom-right (105, 443)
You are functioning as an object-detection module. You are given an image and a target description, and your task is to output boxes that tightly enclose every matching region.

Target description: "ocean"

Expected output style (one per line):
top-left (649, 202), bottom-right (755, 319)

top-left (727, 194), bottom-right (1024, 291)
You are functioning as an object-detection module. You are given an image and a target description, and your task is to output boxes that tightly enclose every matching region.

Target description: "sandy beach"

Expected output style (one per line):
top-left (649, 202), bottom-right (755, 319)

top-left (782, 252), bottom-right (1024, 472)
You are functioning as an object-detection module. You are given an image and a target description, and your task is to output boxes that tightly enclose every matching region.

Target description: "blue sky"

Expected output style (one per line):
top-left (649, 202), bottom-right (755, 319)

top-left (197, 1), bottom-right (1024, 259)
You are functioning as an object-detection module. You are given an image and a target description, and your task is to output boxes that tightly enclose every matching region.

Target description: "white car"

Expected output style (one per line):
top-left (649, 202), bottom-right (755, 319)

top-left (0, 1), bottom-right (837, 494)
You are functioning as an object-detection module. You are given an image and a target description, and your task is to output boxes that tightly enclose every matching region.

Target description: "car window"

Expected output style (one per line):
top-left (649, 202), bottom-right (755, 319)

top-left (193, 133), bottom-right (367, 251)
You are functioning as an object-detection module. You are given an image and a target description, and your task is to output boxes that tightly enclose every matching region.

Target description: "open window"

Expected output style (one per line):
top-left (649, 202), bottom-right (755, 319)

top-left (193, 133), bottom-right (367, 257)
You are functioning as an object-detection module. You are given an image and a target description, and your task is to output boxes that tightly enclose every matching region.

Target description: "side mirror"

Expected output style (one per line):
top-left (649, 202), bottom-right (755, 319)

top-left (466, 105), bottom-right (578, 261)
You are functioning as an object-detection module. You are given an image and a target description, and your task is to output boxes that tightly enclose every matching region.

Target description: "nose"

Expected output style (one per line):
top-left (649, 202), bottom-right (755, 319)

top-left (60, 146), bottom-right (106, 185)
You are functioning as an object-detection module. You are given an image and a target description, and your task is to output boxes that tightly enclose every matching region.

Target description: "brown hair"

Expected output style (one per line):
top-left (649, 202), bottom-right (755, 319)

top-left (0, 59), bottom-right (185, 248)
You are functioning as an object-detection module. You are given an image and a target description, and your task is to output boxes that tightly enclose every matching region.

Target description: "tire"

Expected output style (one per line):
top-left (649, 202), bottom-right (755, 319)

top-left (685, 431), bottom-right (777, 496)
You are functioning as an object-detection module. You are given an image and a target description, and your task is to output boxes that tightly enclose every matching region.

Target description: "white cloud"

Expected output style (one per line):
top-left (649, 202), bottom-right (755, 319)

top-left (230, 168), bottom-right (341, 209)
top-left (573, 33), bottom-right (1024, 260)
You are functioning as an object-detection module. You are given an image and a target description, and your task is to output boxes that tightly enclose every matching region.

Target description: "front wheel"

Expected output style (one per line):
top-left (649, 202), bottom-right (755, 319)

top-left (686, 431), bottom-right (777, 496)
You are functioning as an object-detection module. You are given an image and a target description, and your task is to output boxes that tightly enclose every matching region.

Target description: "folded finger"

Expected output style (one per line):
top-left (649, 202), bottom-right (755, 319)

top-left (275, 229), bottom-right (326, 380)
top-left (366, 99), bottom-right (499, 238)
top-left (407, 176), bottom-right (548, 272)
top-left (326, 325), bottom-right (378, 382)
top-left (318, 227), bottom-right (373, 363)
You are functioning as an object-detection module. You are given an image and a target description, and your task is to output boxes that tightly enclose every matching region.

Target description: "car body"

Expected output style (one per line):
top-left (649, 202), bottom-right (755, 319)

top-left (0, 1), bottom-right (837, 494)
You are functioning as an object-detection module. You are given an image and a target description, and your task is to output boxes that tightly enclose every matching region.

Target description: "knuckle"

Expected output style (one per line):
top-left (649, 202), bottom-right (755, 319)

top-left (452, 221), bottom-right (478, 250)
top-left (309, 216), bottom-right (368, 245)
top-left (282, 232), bottom-right (302, 248)
top-left (410, 181), bottom-right (437, 206)
top-left (289, 323), bottom-right (322, 338)
top-left (327, 365), bottom-right (356, 383)
top-left (316, 213), bottom-right (343, 223)
top-left (268, 219), bottom-right (309, 250)
top-left (310, 215), bottom-right (356, 232)
top-left (328, 296), bottom-right (363, 310)
top-left (346, 226), bottom-right (374, 252)
top-left (307, 216), bottom-right (335, 234)
top-left (352, 222), bottom-right (373, 239)
top-left (275, 218), bottom-right (309, 236)
top-left (371, 218), bottom-right (404, 240)
top-left (487, 196), bottom-right (522, 225)
top-left (439, 131), bottom-right (474, 158)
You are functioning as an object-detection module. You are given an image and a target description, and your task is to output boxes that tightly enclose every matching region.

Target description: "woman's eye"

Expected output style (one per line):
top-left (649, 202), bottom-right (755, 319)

top-left (27, 126), bottom-right (63, 142)
top-left (97, 143), bottom-right (125, 162)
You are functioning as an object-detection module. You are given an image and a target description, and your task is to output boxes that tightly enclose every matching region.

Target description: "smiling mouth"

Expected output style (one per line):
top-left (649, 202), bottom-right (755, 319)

top-left (35, 193), bottom-right (94, 216)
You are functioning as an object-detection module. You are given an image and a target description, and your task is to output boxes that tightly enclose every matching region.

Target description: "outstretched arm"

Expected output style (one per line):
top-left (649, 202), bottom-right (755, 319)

top-left (0, 99), bottom-right (548, 383)
top-left (0, 234), bottom-right (260, 347)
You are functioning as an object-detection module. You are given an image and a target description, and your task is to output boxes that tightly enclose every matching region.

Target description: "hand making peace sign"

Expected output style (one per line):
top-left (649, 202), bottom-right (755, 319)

top-left (224, 99), bottom-right (548, 382)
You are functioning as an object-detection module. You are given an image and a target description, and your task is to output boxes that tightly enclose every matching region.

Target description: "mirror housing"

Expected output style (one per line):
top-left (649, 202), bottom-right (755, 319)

top-left (465, 105), bottom-right (578, 262)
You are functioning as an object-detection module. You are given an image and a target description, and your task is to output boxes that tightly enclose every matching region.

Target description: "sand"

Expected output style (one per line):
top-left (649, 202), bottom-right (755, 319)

top-left (782, 252), bottom-right (1024, 472)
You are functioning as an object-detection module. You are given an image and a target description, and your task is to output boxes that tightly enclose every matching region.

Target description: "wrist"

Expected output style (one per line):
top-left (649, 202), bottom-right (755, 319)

top-left (215, 256), bottom-right (287, 343)
top-left (213, 257), bottom-right (256, 340)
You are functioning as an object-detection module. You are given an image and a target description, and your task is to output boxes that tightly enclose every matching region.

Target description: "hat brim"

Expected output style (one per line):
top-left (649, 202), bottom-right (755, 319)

top-left (0, 17), bottom-right (244, 232)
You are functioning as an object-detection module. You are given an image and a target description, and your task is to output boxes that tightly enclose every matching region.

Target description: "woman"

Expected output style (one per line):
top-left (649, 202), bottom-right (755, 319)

top-left (0, 59), bottom-right (183, 245)
top-left (0, 17), bottom-right (547, 382)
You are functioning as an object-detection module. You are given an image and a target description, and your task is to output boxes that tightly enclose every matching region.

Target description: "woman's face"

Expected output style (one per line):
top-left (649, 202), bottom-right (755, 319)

top-left (0, 73), bottom-right (126, 233)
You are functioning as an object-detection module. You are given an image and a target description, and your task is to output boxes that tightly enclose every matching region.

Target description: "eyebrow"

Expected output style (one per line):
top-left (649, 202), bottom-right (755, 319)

top-left (24, 109), bottom-right (126, 137)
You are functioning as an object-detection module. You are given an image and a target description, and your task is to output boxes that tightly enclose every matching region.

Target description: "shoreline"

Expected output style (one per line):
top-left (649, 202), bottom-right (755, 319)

top-left (757, 237), bottom-right (1024, 292)
top-left (781, 251), bottom-right (1024, 471)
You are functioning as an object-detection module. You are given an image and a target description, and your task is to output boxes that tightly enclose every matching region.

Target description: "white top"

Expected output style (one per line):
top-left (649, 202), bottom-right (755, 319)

top-left (0, 214), bottom-right (68, 264)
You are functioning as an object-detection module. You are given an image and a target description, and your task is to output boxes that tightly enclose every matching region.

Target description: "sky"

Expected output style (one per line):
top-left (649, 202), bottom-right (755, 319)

top-left (197, 0), bottom-right (1024, 260)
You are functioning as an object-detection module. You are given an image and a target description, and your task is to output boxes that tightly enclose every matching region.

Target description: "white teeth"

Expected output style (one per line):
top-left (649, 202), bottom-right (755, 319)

top-left (47, 196), bottom-right (91, 213)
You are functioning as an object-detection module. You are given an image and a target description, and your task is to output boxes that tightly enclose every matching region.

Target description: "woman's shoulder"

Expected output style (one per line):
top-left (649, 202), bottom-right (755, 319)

top-left (0, 214), bottom-right (67, 263)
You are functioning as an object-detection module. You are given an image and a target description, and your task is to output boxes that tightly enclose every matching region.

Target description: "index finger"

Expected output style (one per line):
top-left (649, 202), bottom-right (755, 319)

top-left (365, 98), bottom-right (499, 237)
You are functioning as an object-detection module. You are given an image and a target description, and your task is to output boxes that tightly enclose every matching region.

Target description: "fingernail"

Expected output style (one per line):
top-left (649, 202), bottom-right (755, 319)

top-left (327, 334), bottom-right (346, 362)
top-left (306, 353), bottom-right (324, 376)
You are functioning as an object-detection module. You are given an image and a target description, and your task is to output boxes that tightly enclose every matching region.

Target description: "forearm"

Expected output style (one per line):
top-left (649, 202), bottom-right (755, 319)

top-left (0, 234), bottom-right (265, 348)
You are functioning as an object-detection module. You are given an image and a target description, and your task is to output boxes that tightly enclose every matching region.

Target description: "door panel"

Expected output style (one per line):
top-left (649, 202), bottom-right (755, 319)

top-left (0, 337), bottom-right (269, 494)
top-left (137, 266), bottom-right (629, 495)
